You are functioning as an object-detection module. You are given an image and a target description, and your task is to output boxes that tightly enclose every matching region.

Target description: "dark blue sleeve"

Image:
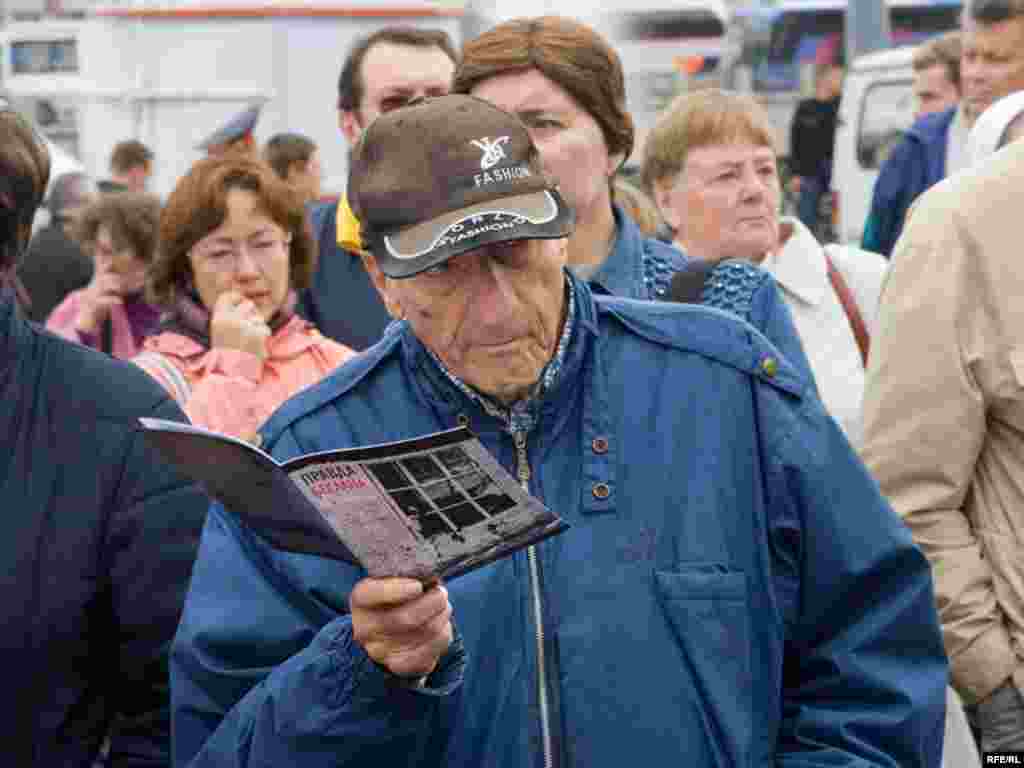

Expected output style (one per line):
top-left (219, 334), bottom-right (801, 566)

top-left (861, 139), bottom-right (917, 257)
top-left (760, 384), bottom-right (948, 767)
top-left (106, 394), bottom-right (208, 767)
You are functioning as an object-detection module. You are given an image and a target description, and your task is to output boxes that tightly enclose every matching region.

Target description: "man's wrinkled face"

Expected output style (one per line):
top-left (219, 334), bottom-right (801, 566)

top-left (340, 42), bottom-right (455, 144)
top-left (654, 142), bottom-right (781, 263)
top-left (364, 238), bottom-right (569, 404)
top-left (913, 64), bottom-right (960, 118)
top-left (961, 17), bottom-right (1024, 122)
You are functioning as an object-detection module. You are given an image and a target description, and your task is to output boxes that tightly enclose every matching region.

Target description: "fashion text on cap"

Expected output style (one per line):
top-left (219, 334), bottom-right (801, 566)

top-left (349, 94), bottom-right (574, 279)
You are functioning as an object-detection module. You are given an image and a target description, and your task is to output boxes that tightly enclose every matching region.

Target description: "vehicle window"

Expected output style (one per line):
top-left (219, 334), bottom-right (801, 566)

top-left (11, 40), bottom-right (77, 74)
top-left (858, 78), bottom-right (915, 169)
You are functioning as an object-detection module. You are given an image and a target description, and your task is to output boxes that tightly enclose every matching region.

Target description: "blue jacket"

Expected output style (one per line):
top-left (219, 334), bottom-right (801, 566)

top-left (861, 106), bottom-right (956, 257)
top-left (0, 288), bottom-right (208, 766)
top-left (172, 274), bottom-right (946, 767)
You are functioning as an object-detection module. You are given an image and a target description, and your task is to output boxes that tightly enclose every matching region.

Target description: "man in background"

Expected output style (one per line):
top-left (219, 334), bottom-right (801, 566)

top-left (298, 26), bottom-right (457, 351)
top-left (97, 139), bottom-right (154, 193)
top-left (264, 132), bottom-right (322, 205)
top-left (912, 30), bottom-right (962, 118)
top-left (863, 0), bottom-right (1024, 257)
top-left (788, 59), bottom-right (843, 234)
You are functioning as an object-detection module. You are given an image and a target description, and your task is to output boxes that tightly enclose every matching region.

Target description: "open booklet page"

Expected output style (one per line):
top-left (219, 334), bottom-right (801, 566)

top-left (138, 419), bottom-right (568, 581)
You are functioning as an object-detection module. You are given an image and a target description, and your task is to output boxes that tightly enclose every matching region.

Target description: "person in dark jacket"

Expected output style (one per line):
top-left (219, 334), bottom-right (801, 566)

top-left (16, 170), bottom-right (93, 322)
top-left (863, 0), bottom-right (1024, 257)
top-left (860, 106), bottom-right (957, 258)
top-left (299, 26), bottom-right (458, 350)
top-left (0, 107), bottom-right (208, 766)
top-left (788, 60), bottom-right (842, 233)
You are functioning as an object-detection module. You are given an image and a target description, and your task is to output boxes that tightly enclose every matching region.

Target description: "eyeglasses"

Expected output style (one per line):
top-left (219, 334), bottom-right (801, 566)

top-left (193, 235), bottom-right (289, 273)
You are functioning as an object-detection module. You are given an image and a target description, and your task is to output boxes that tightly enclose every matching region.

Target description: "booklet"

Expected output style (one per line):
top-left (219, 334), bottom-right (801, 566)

top-left (138, 418), bottom-right (569, 582)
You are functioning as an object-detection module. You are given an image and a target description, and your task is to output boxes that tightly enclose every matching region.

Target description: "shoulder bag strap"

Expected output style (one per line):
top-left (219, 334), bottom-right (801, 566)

top-left (824, 251), bottom-right (870, 367)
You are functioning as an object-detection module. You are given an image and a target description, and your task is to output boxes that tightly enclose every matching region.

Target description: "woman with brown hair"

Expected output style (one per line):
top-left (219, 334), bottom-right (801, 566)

top-left (45, 191), bottom-right (162, 358)
top-left (135, 155), bottom-right (353, 441)
top-left (454, 15), bottom-right (685, 300)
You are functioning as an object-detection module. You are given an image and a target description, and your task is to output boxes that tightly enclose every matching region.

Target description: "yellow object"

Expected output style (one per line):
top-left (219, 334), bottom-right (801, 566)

top-left (761, 357), bottom-right (779, 378)
top-left (336, 195), bottom-right (365, 254)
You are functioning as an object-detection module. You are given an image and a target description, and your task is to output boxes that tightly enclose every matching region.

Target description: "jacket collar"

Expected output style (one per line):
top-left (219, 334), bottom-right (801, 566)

top-left (586, 204), bottom-right (648, 300)
top-left (760, 217), bottom-right (828, 307)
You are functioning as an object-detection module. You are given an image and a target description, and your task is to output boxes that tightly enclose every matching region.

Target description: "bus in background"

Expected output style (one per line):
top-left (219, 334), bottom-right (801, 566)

top-left (461, 0), bottom-right (735, 170)
top-left (721, 0), bottom-right (962, 160)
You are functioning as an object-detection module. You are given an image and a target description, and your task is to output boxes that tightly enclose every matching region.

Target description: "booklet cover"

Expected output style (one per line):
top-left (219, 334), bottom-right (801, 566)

top-left (138, 419), bottom-right (568, 582)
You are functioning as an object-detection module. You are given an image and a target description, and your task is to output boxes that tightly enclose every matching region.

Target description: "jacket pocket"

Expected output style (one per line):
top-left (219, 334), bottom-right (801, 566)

top-left (654, 567), bottom-right (752, 767)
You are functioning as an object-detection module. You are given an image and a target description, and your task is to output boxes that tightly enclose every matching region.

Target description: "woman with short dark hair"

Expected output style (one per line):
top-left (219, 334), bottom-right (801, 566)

top-left (135, 154), bottom-right (353, 442)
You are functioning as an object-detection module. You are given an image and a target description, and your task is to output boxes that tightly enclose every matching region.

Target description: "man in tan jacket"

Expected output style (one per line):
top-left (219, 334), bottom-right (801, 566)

top-left (862, 137), bottom-right (1024, 754)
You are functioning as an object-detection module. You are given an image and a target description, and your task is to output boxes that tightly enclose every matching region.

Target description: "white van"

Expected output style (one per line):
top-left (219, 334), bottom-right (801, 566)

top-left (831, 46), bottom-right (916, 244)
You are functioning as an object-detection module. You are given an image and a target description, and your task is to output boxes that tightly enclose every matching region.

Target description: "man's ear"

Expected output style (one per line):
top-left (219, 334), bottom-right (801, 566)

top-left (360, 251), bottom-right (404, 319)
top-left (340, 109), bottom-right (362, 146)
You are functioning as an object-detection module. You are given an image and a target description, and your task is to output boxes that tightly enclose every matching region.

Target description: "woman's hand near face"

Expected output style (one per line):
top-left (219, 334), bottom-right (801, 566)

top-left (74, 263), bottom-right (124, 335)
top-left (209, 289), bottom-right (271, 359)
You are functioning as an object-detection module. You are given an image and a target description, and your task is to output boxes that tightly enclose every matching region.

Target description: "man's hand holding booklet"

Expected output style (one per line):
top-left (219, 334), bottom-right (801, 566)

top-left (138, 419), bottom-right (568, 582)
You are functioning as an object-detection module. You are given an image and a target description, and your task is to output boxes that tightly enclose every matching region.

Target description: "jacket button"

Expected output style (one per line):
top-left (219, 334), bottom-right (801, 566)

top-left (592, 437), bottom-right (609, 454)
top-left (592, 482), bottom-right (611, 500)
top-left (761, 357), bottom-right (779, 378)
top-left (456, 414), bottom-right (470, 427)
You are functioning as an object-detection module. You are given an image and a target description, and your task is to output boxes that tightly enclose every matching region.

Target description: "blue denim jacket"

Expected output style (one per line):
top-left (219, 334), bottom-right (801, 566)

top-left (172, 273), bottom-right (946, 768)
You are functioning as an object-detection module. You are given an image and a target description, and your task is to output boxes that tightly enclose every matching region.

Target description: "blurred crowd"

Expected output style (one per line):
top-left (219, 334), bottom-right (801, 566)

top-left (4, 0), bottom-right (1024, 765)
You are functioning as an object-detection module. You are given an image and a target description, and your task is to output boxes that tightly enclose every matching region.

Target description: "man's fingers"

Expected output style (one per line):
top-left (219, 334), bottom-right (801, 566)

top-left (361, 603), bottom-right (454, 678)
top-left (357, 585), bottom-right (450, 637)
top-left (351, 577), bottom-right (427, 609)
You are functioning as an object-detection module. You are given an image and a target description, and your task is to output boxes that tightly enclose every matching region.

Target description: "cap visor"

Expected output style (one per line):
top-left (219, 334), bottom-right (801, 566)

top-left (371, 190), bottom-right (573, 279)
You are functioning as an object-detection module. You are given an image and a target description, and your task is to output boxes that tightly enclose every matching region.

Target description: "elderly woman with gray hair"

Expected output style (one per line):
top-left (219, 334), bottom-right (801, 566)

top-left (643, 89), bottom-right (887, 448)
top-left (0, 106), bottom-right (206, 765)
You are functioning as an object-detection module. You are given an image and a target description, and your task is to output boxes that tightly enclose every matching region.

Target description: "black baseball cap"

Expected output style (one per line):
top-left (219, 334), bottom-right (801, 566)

top-left (348, 94), bottom-right (574, 279)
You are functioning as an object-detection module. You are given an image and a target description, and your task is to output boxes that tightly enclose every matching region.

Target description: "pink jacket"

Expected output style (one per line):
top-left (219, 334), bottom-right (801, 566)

top-left (45, 290), bottom-right (153, 360)
top-left (133, 315), bottom-right (354, 442)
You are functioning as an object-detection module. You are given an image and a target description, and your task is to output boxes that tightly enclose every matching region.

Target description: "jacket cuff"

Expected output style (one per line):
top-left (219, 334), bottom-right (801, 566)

top-left (322, 619), bottom-right (465, 708)
top-left (207, 348), bottom-right (263, 382)
top-left (952, 624), bottom-right (1019, 704)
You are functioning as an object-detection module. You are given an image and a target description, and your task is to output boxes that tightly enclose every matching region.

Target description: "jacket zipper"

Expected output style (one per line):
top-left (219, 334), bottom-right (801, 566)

top-left (514, 429), bottom-right (554, 768)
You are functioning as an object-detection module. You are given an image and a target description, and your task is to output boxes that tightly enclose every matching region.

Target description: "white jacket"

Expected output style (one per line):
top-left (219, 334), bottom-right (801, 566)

top-left (760, 217), bottom-right (887, 448)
